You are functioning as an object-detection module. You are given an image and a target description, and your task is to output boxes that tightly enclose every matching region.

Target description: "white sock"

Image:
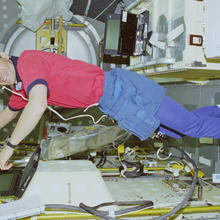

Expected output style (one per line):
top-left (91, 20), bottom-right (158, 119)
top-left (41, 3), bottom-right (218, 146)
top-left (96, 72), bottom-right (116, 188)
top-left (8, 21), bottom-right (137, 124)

top-left (217, 104), bottom-right (220, 108)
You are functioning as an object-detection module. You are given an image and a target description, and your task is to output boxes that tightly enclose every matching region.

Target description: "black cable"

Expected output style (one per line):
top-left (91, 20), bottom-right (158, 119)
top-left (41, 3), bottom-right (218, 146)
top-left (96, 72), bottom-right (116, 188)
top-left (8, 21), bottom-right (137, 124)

top-left (88, 151), bottom-right (107, 168)
top-left (46, 145), bottom-right (198, 220)
top-left (149, 145), bottom-right (198, 220)
top-left (96, 151), bottom-right (107, 168)
top-left (46, 200), bottom-right (153, 219)
top-left (119, 160), bottom-right (144, 178)
top-left (79, 203), bottom-right (116, 220)
top-left (81, 145), bottom-right (198, 220)
top-left (45, 204), bottom-right (85, 212)
top-left (79, 200), bottom-right (153, 219)
top-left (88, 200), bottom-right (153, 215)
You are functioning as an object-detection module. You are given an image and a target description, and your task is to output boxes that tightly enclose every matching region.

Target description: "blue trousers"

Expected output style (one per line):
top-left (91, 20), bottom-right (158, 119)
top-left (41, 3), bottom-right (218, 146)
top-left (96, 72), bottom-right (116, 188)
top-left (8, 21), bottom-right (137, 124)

top-left (155, 96), bottom-right (220, 139)
top-left (99, 69), bottom-right (166, 140)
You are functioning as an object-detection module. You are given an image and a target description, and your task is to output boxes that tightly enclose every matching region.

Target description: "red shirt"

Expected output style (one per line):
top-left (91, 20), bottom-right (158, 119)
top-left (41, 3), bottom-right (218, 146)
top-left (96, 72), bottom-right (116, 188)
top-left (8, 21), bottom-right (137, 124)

top-left (9, 50), bottom-right (105, 110)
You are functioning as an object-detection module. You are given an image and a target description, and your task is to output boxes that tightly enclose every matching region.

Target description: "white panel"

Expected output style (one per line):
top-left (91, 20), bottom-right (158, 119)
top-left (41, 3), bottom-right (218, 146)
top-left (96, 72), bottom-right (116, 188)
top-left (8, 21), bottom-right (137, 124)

top-left (22, 160), bottom-right (115, 210)
top-left (127, 0), bottom-right (220, 77)
top-left (204, 0), bottom-right (220, 58)
top-left (67, 30), bottom-right (96, 64)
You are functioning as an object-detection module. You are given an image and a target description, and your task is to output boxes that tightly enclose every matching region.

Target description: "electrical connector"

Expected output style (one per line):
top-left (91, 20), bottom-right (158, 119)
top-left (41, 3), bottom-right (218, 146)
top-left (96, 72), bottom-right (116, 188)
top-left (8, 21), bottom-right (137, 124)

top-left (118, 145), bottom-right (125, 154)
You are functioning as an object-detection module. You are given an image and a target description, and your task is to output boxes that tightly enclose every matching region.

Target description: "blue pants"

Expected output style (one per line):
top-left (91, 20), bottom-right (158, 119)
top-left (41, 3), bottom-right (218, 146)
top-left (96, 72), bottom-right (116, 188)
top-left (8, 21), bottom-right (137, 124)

top-left (99, 69), bottom-right (166, 140)
top-left (155, 96), bottom-right (220, 139)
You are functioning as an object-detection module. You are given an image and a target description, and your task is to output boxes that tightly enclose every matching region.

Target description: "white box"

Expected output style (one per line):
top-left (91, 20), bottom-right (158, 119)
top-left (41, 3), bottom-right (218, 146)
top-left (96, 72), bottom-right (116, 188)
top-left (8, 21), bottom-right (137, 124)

top-left (204, 0), bottom-right (220, 58)
top-left (22, 160), bottom-right (115, 209)
top-left (125, 0), bottom-right (220, 81)
top-left (212, 173), bottom-right (220, 184)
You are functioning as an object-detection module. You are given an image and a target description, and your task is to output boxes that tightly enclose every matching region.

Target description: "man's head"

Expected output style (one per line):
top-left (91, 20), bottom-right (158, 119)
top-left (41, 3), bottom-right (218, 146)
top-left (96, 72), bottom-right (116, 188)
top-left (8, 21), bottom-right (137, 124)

top-left (0, 51), bottom-right (16, 86)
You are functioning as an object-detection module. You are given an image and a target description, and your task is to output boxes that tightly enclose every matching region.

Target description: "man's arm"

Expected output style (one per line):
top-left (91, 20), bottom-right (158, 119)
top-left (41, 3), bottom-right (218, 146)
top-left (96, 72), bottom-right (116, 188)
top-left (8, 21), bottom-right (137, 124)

top-left (0, 106), bottom-right (19, 129)
top-left (0, 107), bottom-right (19, 170)
top-left (10, 84), bottom-right (48, 145)
top-left (0, 84), bottom-right (48, 170)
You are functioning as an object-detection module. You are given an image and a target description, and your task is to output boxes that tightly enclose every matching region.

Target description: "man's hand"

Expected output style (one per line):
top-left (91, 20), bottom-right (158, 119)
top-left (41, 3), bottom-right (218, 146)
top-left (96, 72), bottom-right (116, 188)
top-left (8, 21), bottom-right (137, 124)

top-left (0, 145), bottom-right (14, 170)
top-left (0, 51), bottom-right (9, 59)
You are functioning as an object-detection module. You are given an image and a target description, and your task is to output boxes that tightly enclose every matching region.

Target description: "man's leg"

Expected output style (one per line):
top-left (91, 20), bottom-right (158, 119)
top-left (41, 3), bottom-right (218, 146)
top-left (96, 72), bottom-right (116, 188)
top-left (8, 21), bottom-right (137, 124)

top-left (155, 96), bottom-right (220, 139)
top-left (158, 105), bottom-right (220, 138)
top-left (192, 105), bottom-right (220, 117)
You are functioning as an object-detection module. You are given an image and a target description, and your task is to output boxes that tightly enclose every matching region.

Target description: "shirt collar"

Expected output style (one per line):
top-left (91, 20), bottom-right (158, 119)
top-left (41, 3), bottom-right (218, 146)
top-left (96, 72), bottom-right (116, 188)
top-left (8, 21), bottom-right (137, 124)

top-left (11, 56), bottom-right (22, 91)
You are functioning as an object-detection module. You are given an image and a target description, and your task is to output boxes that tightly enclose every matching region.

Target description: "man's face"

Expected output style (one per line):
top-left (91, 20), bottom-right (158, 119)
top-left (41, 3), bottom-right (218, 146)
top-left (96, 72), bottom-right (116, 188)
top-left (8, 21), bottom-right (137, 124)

top-left (0, 58), bottom-right (16, 85)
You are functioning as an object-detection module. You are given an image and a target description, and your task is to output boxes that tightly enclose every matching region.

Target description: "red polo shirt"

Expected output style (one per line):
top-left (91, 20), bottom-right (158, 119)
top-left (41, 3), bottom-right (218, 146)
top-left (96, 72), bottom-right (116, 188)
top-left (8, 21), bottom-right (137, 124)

top-left (9, 50), bottom-right (105, 110)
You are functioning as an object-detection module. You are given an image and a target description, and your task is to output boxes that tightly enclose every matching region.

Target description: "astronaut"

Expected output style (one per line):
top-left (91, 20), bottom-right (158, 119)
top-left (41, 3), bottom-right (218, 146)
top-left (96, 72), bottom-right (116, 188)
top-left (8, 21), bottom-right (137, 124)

top-left (1, 50), bottom-right (220, 170)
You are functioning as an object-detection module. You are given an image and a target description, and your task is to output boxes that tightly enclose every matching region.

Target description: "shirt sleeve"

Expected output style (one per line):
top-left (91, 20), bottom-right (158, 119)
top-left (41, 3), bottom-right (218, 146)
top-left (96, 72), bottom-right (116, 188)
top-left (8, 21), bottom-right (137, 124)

top-left (8, 88), bottom-right (28, 111)
top-left (18, 54), bottom-right (50, 97)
